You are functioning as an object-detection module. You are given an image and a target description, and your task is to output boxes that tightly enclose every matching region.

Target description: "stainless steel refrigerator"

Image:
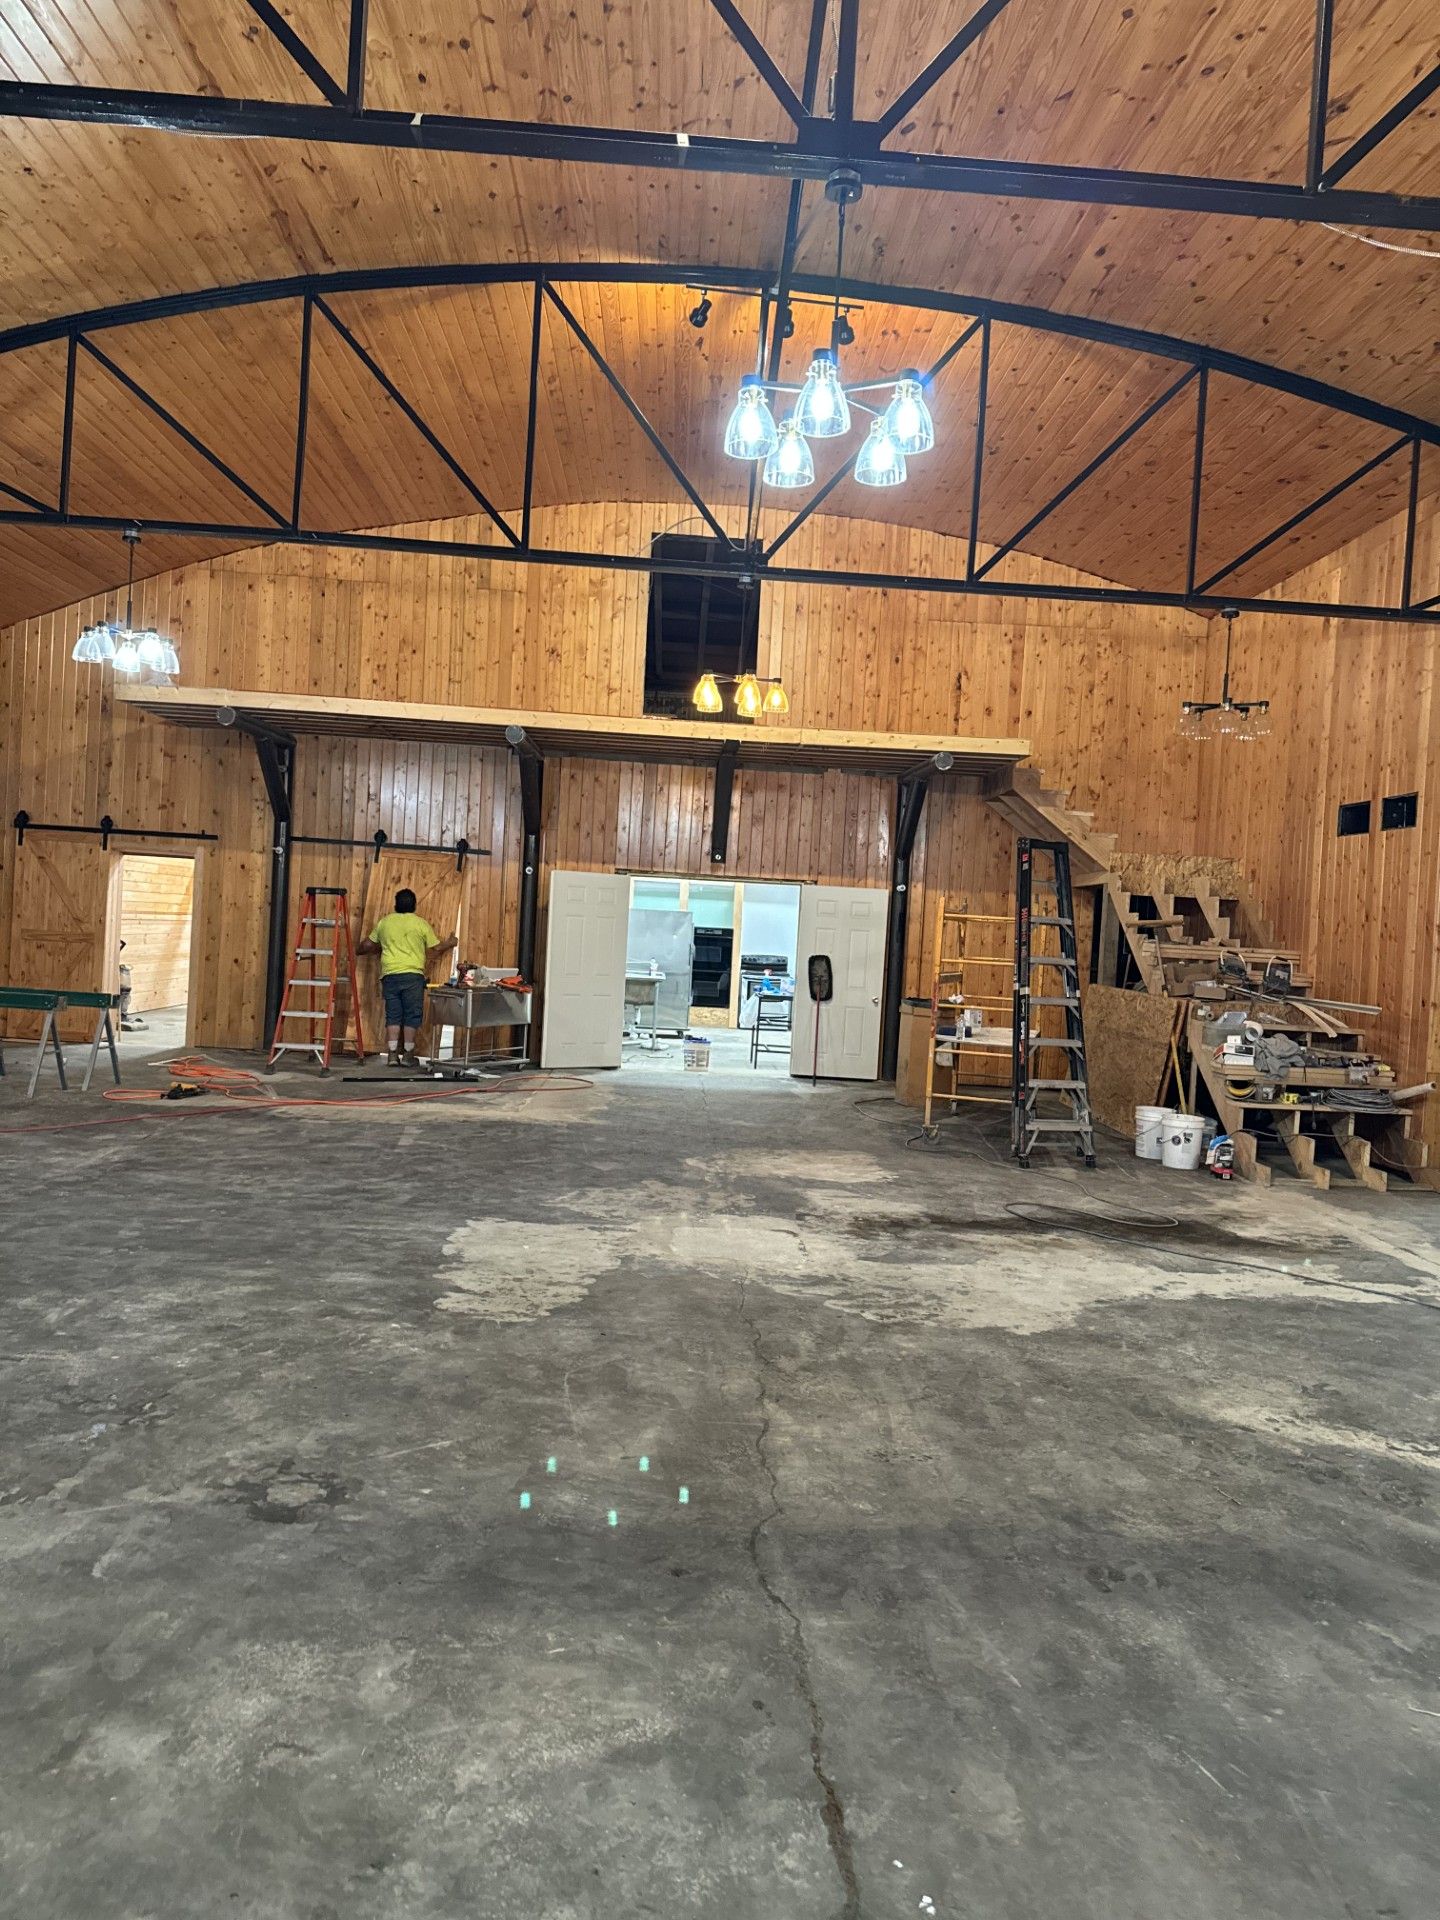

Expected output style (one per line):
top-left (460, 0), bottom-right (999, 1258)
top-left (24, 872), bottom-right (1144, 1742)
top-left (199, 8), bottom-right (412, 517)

top-left (626, 908), bottom-right (695, 1035)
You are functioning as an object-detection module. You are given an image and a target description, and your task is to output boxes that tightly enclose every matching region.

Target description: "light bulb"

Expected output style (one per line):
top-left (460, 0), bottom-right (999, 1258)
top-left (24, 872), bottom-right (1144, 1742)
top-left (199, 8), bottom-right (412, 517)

top-left (855, 419), bottom-right (907, 488)
top-left (137, 629), bottom-right (165, 670)
top-left (735, 673), bottom-right (763, 719)
top-left (112, 636), bottom-right (141, 675)
top-left (763, 420), bottom-right (814, 489)
top-left (72, 626), bottom-right (106, 664)
top-left (884, 370), bottom-right (935, 455)
top-left (693, 672), bottom-right (724, 714)
top-left (723, 376), bottom-right (779, 460)
top-left (794, 349), bottom-right (850, 439)
top-left (762, 681), bottom-right (790, 715)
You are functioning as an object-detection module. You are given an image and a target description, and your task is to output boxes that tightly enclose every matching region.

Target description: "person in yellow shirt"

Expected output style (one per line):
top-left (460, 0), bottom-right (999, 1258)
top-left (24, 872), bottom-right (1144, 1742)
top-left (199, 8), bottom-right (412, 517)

top-left (357, 887), bottom-right (457, 1068)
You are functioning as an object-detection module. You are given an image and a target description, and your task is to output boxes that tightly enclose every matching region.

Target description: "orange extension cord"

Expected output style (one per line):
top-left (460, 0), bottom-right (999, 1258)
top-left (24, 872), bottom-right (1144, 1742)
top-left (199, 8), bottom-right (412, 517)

top-left (0, 1055), bottom-right (594, 1136)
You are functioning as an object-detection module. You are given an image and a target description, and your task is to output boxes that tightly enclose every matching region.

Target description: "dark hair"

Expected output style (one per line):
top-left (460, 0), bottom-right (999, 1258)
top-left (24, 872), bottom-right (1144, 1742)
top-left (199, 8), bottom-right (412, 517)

top-left (395, 888), bottom-right (417, 913)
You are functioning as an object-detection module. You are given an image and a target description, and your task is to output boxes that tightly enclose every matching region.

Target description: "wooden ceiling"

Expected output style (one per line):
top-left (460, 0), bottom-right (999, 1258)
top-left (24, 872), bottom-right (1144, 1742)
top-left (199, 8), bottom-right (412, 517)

top-left (0, 0), bottom-right (1436, 622)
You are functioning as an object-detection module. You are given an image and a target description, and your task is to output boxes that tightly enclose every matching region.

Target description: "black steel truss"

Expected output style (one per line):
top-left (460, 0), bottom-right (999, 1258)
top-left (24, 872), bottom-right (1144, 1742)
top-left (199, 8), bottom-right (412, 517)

top-left (1, 263), bottom-right (1437, 627)
top-left (0, 0), bottom-right (1437, 233)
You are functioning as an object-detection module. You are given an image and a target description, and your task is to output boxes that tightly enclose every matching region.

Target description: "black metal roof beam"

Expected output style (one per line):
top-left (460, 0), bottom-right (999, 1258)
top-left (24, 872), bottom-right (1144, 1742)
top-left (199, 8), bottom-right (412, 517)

top-left (1, 82), bottom-right (1436, 231)
top-left (972, 365), bottom-right (1198, 583)
top-left (6, 508), bottom-right (1436, 624)
top-left (77, 334), bottom-right (290, 526)
top-left (1, 264), bottom-right (1436, 454)
top-left (1319, 61), bottom-right (1440, 190)
top-left (312, 295), bottom-right (520, 546)
top-left (1193, 433), bottom-right (1412, 596)
top-left (874, 0), bottom-right (1017, 140)
top-left (706, 0), bottom-right (807, 126)
top-left (543, 283), bottom-right (732, 545)
top-left (242, 0), bottom-right (345, 107)
top-left (346, 0), bottom-right (370, 112)
top-left (1306, 0), bottom-right (1336, 193)
top-left (0, 474), bottom-right (49, 514)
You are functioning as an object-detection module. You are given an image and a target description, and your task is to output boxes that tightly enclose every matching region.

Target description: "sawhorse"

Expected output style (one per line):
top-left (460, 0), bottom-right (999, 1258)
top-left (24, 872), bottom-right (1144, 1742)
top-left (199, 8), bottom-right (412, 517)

top-left (0, 988), bottom-right (123, 1099)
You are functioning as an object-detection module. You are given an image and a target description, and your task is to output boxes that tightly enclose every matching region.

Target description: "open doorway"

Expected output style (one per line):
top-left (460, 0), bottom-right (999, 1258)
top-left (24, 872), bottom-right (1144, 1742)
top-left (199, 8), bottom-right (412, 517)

top-left (622, 876), bottom-right (800, 1076)
top-left (116, 853), bottom-right (196, 1052)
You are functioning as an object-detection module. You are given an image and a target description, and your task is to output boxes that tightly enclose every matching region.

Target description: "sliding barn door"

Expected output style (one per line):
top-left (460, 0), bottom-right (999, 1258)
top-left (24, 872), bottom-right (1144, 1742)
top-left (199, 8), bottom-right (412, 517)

top-left (6, 843), bottom-right (121, 1039)
top-left (790, 884), bottom-right (888, 1082)
top-left (541, 871), bottom-right (630, 1070)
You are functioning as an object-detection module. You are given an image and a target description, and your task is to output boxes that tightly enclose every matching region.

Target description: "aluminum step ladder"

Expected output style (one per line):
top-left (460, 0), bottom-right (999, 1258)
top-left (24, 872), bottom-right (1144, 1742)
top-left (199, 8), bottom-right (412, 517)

top-left (1012, 839), bottom-right (1096, 1168)
top-left (266, 886), bottom-right (366, 1073)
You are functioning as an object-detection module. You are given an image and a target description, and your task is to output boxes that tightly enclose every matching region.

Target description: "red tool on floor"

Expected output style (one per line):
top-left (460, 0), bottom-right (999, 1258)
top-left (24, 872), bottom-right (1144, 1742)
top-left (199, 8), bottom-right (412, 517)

top-left (267, 886), bottom-right (366, 1073)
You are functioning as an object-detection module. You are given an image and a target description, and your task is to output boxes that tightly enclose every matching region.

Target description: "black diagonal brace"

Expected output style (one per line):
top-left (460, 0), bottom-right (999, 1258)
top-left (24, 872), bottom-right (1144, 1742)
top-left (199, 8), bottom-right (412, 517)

top-left (544, 283), bottom-right (731, 545)
top-left (78, 334), bottom-right (290, 525)
top-left (706, 0), bottom-right (807, 125)
top-left (874, 0), bottom-right (1017, 139)
top-left (1320, 61), bottom-right (1440, 190)
top-left (1194, 432), bottom-right (1411, 596)
top-left (313, 297), bottom-right (520, 546)
top-left (243, 0), bottom-right (345, 106)
top-left (973, 365), bottom-right (1198, 583)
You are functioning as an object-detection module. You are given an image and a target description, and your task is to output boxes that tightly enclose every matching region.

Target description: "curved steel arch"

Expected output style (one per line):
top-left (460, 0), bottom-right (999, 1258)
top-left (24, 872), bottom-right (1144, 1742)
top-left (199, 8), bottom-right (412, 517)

top-left (0, 261), bottom-right (1436, 624)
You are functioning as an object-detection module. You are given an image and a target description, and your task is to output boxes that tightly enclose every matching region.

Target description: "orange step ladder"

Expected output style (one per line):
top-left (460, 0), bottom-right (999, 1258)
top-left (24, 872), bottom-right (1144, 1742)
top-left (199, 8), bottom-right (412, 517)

top-left (267, 885), bottom-right (366, 1073)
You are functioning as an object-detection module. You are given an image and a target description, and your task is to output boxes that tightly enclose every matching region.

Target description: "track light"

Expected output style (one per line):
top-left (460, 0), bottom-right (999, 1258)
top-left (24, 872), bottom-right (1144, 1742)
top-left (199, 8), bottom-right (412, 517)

top-left (689, 292), bottom-right (712, 330)
top-left (779, 303), bottom-right (795, 340)
top-left (832, 310), bottom-right (855, 351)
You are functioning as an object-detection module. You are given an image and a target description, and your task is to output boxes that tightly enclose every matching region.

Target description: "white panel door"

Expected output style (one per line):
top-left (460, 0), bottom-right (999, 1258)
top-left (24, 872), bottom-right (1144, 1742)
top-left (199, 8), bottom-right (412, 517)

top-left (790, 885), bottom-right (888, 1082)
top-left (540, 871), bottom-right (631, 1069)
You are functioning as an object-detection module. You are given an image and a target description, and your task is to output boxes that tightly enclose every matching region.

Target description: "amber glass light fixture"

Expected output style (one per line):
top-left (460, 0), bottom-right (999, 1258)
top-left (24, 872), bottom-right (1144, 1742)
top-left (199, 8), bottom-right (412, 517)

top-left (690, 672), bottom-right (790, 718)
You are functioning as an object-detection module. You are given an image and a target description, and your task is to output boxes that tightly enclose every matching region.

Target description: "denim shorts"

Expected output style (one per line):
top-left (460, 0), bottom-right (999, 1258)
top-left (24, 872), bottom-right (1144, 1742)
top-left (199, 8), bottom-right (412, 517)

top-left (381, 971), bottom-right (426, 1030)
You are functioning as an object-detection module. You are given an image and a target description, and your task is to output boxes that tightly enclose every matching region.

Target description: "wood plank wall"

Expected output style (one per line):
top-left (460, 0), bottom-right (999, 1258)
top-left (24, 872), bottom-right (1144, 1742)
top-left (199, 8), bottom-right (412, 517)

top-left (119, 854), bottom-right (195, 1011)
top-left (3, 498), bottom-right (1436, 1147)
top-left (1192, 503), bottom-right (1440, 1150)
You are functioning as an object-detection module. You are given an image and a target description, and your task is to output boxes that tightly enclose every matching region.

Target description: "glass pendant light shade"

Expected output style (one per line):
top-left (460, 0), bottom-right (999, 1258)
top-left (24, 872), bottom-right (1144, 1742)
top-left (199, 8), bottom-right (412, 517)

top-left (72, 626), bottom-right (106, 664)
top-left (112, 635), bottom-right (142, 675)
top-left (762, 681), bottom-right (790, 715)
top-left (763, 420), bottom-right (815, 489)
top-left (855, 419), bottom-right (907, 488)
top-left (884, 370), bottom-right (935, 455)
top-left (734, 673), bottom-right (763, 719)
top-left (693, 672), bottom-right (724, 714)
top-left (1178, 704), bottom-right (1212, 742)
top-left (795, 349), bottom-right (850, 439)
top-left (724, 376), bottom-right (779, 460)
top-left (159, 638), bottom-right (181, 676)
top-left (137, 629), bottom-right (166, 670)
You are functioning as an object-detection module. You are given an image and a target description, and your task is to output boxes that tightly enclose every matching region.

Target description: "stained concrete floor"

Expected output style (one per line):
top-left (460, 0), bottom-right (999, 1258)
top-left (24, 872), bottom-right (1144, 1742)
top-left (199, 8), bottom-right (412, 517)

top-left (2, 1045), bottom-right (1438, 1920)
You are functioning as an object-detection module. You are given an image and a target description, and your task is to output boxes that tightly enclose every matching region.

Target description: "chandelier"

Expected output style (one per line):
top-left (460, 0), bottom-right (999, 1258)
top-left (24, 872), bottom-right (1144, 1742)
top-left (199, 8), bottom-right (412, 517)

top-left (692, 671), bottom-right (789, 718)
top-left (1179, 606), bottom-right (1270, 742)
top-left (721, 171), bottom-right (936, 492)
top-left (71, 527), bottom-right (181, 681)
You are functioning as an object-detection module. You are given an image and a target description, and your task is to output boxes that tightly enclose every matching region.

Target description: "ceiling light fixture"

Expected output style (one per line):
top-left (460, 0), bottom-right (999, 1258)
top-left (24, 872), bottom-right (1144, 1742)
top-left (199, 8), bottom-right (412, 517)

top-left (1179, 606), bottom-right (1270, 742)
top-left (691, 671), bottom-right (790, 718)
top-left (71, 527), bottom-right (180, 682)
top-left (688, 292), bottom-right (712, 330)
top-left (721, 172), bottom-right (939, 493)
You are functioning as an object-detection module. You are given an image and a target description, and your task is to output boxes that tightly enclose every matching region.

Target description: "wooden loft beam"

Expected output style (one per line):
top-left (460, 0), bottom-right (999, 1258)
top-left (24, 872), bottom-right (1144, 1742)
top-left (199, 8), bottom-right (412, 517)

top-left (115, 686), bottom-right (1030, 780)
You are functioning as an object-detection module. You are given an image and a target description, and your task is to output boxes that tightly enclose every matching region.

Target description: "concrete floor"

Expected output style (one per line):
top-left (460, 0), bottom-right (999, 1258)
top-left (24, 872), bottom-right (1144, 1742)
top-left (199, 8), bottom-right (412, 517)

top-left (2, 1044), bottom-right (1438, 1919)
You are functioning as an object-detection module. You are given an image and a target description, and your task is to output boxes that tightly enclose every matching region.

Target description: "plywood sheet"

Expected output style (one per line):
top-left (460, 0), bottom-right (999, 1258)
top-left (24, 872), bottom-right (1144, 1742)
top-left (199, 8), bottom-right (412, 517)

top-left (1082, 984), bottom-right (1178, 1138)
top-left (346, 850), bottom-right (464, 1055)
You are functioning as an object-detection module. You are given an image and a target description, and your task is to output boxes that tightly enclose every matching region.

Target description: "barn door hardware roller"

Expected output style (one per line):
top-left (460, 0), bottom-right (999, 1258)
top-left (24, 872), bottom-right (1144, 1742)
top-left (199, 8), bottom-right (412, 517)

top-left (12, 809), bottom-right (219, 850)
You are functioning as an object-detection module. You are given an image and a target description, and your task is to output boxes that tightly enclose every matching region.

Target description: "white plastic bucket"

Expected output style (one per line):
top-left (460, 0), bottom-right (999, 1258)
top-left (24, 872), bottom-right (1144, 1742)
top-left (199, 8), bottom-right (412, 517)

top-left (1135, 1105), bottom-right (1172, 1160)
top-left (683, 1036), bottom-right (711, 1073)
top-left (1162, 1114), bottom-right (1206, 1171)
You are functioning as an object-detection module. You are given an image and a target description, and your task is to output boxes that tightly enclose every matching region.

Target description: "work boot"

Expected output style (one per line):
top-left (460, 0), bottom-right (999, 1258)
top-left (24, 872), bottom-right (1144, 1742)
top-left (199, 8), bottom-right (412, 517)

top-left (399, 1050), bottom-right (421, 1070)
top-left (387, 1050), bottom-right (403, 1068)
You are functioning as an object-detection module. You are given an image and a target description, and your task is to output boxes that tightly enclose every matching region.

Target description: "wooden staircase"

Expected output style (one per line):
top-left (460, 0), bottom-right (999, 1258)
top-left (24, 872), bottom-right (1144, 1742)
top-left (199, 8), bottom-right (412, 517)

top-left (982, 764), bottom-right (1437, 1195)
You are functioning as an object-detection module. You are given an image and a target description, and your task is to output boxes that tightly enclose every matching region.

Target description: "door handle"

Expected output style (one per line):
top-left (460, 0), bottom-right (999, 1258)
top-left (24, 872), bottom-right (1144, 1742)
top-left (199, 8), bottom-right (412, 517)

top-left (871, 996), bottom-right (880, 1005)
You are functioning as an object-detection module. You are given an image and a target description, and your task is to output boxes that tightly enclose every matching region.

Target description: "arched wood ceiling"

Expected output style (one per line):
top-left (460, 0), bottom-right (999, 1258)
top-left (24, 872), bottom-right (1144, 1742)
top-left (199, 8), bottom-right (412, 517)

top-left (0, 0), bottom-right (1435, 619)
